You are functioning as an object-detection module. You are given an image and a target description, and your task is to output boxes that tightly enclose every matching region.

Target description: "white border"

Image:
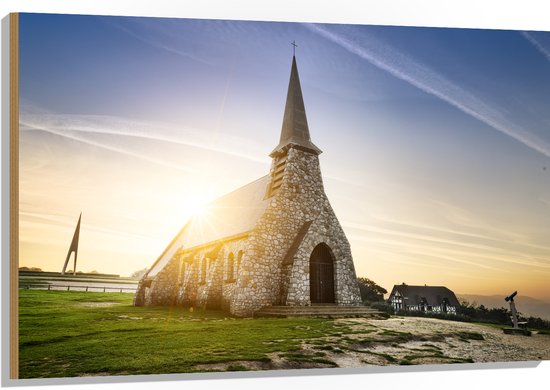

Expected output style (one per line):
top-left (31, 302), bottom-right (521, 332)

top-left (0, 0), bottom-right (550, 31)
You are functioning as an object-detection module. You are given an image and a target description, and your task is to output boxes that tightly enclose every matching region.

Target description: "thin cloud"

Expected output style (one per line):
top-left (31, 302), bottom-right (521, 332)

top-left (540, 197), bottom-right (550, 208)
top-left (404, 248), bottom-right (499, 272)
top-left (351, 244), bottom-right (457, 272)
top-left (20, 103), bottom-right (268, 171)
top-left (344, 221), bottom-right (550, 271)
top-left (369, 214), bottom-right (534, 255)
top-left (20, 121), bottom-right (193, 173)
top-left (522, 31), bottom-right (550, 62)
top-left (103, 18), bottom-right (213, 66)
top-left (20, 211), bottom-right (159, 242)
top-left (306, 24), bottom-right (550, 159)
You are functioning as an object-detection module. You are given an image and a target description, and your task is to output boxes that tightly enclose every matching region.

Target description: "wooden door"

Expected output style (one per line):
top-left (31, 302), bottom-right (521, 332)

top-left (309, 244), bottom-right (335, 304)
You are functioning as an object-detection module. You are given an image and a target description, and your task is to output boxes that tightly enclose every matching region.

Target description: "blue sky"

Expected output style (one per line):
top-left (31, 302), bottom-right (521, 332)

top-left (18, 13), bottom-right (550, 300)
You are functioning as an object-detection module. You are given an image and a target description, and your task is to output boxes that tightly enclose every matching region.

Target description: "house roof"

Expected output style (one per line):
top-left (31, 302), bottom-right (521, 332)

top-left (270, 56), bottom-right (321, 157)
top-left (389, 284), bottom-right (460, 307)
top-left (146, 175), bottom-right (271, 277)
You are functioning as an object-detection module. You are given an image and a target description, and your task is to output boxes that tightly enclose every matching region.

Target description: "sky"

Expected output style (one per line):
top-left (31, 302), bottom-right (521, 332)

top-left (18, 13), bottom-right (550, 301)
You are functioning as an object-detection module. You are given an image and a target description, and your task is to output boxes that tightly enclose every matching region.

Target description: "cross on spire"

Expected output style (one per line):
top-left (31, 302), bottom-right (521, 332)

top-left (291, 40), bottom-right (298, 56)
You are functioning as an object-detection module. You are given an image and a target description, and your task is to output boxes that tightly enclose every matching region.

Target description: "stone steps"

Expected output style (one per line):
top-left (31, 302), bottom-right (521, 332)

top-left (254, 305), bottom-right (387, 318)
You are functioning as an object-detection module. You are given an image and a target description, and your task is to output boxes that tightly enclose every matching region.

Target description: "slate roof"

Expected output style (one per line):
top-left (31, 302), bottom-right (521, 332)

top-left (270, 56), bottom-right (322, 157)
top-left (146, 175), bottom-right (271, 277)
top-left (389, 284), bottom-right (460, 307)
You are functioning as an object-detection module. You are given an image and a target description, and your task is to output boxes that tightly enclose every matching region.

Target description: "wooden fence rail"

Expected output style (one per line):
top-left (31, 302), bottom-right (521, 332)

top-left (20, 284), bottom-right (137, 293)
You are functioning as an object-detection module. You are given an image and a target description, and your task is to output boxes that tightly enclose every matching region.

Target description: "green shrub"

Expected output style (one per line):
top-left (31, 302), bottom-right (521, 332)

top-left (370, 302), bottom-right (394, 314)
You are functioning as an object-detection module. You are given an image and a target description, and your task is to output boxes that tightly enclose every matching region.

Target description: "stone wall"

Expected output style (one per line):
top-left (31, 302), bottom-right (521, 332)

top-left (286, 222), bottom-right (361, 306)
top-left (230, 147), bottom-right (362, 316)
top-left (177, 253), bottom-right (199, 306)
top-left (141, 255), bottom-right (181, 306)
top-left (135, 238), bottom-right (249, 309)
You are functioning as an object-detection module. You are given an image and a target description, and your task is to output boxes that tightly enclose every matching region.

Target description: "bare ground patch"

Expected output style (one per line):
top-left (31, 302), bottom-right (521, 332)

top-left (345, 317), bottom-right (547, 365)
top-left (190, 317), bottom-right (550, 372)
top-left (194, 360), bottom-right (273, 372)
top-left (77, 302), bottom-right (120, 308)
top-left (295, 316), bottom-right (550, 368)
top-left (193, 353), bottom-right (335, 372)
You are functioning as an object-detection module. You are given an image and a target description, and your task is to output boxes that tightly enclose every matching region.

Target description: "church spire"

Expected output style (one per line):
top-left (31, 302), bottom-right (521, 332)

top-left (270, 53), bottom-right (322, 157)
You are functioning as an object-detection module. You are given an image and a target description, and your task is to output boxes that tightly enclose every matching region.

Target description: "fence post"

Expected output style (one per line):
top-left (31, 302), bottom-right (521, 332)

top-left (86, 286), bottom-right (88, 292)
top-left (48, 285), bottom-right (51, 291)
top-left (67, 286), bottom-right (70, 291)
top-left (103, 287), bottom-right (106, 292)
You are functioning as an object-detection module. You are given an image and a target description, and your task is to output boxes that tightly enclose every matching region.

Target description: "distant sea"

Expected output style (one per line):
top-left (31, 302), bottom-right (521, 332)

top-left (19, 271), bottom-right (138, 293)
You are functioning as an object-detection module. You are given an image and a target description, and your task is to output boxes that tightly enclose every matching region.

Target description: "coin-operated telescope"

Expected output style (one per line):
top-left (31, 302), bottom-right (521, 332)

top-left (502, 291), bottom-right (531, 336)
top-left (505, 291), bottom-right (517, 303)
top-left (505, 291), bottom-right (519, 328)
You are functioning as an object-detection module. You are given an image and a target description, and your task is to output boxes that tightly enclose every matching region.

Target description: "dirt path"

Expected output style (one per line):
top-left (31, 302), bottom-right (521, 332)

top-left (195, 316), bottom-right (550, 372)
top-left (318, 317), bottom-right (550, 367)
top-left (374, 317), bottom-right (550, 362)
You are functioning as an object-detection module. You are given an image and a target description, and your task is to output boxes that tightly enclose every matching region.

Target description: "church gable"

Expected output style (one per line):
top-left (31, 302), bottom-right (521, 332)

top-left (230, 144), bottom-right (361, 315)
top-left (264, 147), bottom-right (360, 304)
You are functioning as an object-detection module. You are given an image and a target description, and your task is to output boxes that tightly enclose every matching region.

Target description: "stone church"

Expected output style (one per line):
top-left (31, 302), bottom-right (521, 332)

top-left (134, 54), bottom-right (362, 317)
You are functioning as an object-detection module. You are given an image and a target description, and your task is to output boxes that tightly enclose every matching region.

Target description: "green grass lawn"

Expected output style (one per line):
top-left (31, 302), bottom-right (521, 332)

top-left (19, 290), bottom-right (337, 378)
top-left (21, 291), bottom-right (508, 378)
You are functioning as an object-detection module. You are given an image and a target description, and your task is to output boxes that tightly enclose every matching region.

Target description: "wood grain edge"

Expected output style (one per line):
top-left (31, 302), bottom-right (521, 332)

top-left (10, 11), bottom-right (19, 380)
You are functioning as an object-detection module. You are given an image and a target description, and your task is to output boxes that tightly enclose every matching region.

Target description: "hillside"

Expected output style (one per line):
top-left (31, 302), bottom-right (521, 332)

top-left (18, 290), bottom-right (550, 378)
top-left (458, 294), bottom-right (550, 321)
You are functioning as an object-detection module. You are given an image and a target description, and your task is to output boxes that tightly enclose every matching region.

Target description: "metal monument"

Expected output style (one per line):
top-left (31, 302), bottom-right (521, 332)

top-left (61, 213), bottom-right (81, 275)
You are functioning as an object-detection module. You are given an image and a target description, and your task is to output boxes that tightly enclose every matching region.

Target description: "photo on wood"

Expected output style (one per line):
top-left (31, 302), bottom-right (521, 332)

top-left (6, 11), bottom-right (550, 382)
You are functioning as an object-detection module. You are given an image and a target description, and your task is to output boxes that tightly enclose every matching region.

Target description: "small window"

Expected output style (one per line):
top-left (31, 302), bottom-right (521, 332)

top-left (237, 250), bottom-right (244, 271)
top-left (420, 297), bottom-right (428, 312)
top-left (226, 253), bottom-right (235, 282)
top-left (180, 260), bottom-right (186, 285)
top-left (200, 257), bottom-right (207, 284)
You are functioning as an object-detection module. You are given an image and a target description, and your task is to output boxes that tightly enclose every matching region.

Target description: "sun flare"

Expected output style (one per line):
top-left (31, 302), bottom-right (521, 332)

top-left (182, 193), bottom-right (209, 218)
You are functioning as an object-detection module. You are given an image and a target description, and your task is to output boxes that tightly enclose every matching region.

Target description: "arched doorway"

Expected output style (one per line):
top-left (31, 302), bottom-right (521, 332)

top-left (309, 243), bottom-right (335, 304)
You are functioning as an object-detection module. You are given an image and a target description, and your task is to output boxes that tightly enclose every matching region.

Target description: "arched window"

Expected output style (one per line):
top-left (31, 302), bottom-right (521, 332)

top-left (180, 259), bottom-right (186, 283)
top-left (236, 250), bottom-right (244, 272)
top-left (226, 253), bottom-right (235, 282)
top-left (200, 257), bottom-right (207, 284)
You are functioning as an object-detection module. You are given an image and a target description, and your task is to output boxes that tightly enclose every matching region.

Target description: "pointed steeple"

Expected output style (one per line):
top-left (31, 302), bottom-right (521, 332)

top-left (270, 55), bottom-right (322, 157)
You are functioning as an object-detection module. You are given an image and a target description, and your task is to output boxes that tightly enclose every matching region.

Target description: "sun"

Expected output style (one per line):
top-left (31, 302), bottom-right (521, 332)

top-left (182, 193), bottom-right (209, 218)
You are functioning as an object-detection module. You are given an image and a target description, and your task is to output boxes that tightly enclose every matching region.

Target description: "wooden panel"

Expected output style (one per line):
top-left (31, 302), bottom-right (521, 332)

top-left (9, 12), bottom-right (19, 380)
